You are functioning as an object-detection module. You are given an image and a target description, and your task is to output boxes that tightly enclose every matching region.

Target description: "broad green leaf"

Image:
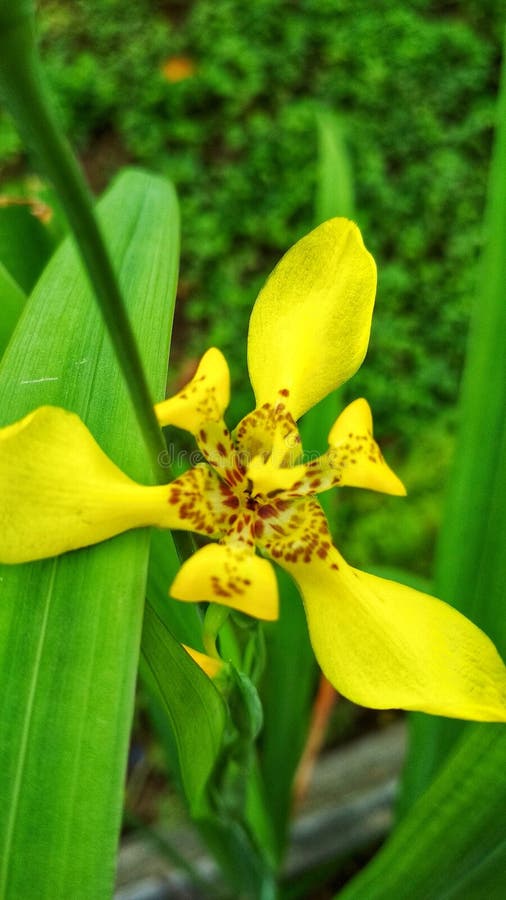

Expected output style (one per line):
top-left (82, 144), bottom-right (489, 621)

top-left (0, 168), bottom-right (179, 899)
top-left (140, 601), bottom-right (226, 817)
top-left (338, 725), bottom-right (506, 900)
top-left (399, 30), bottom-right (506, 810)
top-left (0, 260), bottom-right (26, 355)
top-left (0, 202), bottom-right (55, 293)
top-left (439, 837), bottom-right (506, 900)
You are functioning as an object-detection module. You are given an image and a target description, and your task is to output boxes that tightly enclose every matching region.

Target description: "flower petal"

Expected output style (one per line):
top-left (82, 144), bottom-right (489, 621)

top-left (156, 348), bottom-right (243, 485)
top-left (165, 466), bottom-right (227, 538)
top-left (327, 398), bottom-right (406, 495)
top-left (155, 347), bottom-right (230, 432)
top-left (256, 495), bottom-right (334, 565)
top-left (170, 542), bottom-right (279, 621)
top-left (234, 399), bottom-right (305, 496)
top-left (247, 218), bottom-right (376, 421)
top-left (245, 454), bottom-right (307, 496)
top-left (287, 549), bottom-right (506, 720)
top-left (234, 400), bottom-right (302, 466)
top-left (257, 399), bottom-right (406, 500)
top-left (0, 406), bottom-right (222, 563)
top-left (182, 644), bottom-right (224, 678)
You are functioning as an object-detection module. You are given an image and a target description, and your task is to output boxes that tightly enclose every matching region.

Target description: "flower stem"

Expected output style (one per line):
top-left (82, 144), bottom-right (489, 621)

top-left (203, 604), bottom-right (231, 659)
top-left (0, 1), bottom-right (167, 484)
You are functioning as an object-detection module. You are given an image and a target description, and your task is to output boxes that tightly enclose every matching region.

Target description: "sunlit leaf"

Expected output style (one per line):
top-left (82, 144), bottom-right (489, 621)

top-left (0, 260), bottom-right (25, 355)
top-left (0, 201), bottom-right (55, 292)
top-left (141, 600), bottom-right (226, 816)
top-left (339, 725), bottom-right (506, 900)
top-left (0, 168), bottom-right (179, 899)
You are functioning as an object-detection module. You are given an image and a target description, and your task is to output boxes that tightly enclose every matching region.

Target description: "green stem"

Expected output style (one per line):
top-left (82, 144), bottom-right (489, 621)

top-left (204, 604), bottom-right (231, 659)
top-left (0, 2), bottom-right (167, 484)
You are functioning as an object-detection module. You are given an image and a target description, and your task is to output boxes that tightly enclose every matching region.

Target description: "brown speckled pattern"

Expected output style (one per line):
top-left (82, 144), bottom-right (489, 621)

top-left (165, 387), bottom-right (385, 574)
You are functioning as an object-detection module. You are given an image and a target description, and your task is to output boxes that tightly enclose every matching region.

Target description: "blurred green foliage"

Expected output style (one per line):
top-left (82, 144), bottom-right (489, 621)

top-left (0, 0), bottom-right (502, 577)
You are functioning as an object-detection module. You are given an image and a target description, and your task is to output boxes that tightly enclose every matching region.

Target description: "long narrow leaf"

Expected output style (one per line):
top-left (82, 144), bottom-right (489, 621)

top-left (141, 602), bottom-right (226, 817)
top-left (315, 109), bottom-right (355, 224)
top-left (146, 515), bottom-right (279, 893)
top-left (339, 725), bottom-right (506, 900)
top-left (399, 30), bottom-right (506, 810)
top-left (0, 261), bottom-right (26, 355)
top-left (0, 203), bottom-right (55, 293)
top-left (147, 530), bottom-right (203, 649)
top-left (0, 168), bottom-right (179, 899)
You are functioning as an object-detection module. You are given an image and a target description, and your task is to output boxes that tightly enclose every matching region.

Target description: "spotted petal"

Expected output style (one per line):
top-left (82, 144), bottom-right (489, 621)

top-left (0, 406), bottom-right (222, 564)
top-left (170, 542), bottom-right (279, 621)
top-left (251, 399), bottom-right (406, 499)
top-left (155, 347), bottom-right (230, 432)
top-left (156, 348), bottom-right (242, 483)
top-left (326, 398), bottom-right (406, 495)
top-left (248, 218), bottom-right (376, 421)
top-left (287, 548), bottom-right (506, 720)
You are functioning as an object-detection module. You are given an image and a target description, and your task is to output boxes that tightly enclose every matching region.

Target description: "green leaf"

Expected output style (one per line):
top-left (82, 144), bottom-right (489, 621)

top-left (304, 107), bottom-right (356, 521)
top-left (0, 261), bottom-right (26, 355)
top-left (0, 4), bottom-right (170, 479)
top-left (315, 108), bottom-right (355, 224)
top-left (0, 203), bottom-right (56, 293)
top-left (147, 529), bottom-right (203, 649)
top-left (338, 725), bottom-right (506, 900)
top-left (141, 601), bottom-right (227, 817)
top-left (0, 168), bottom-right (179, 899)
top-left (399, 29), bottom-right (506, 810)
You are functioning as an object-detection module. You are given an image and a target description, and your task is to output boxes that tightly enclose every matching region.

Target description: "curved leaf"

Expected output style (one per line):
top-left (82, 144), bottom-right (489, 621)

top-left (0, 168), bottom-right (179, 899)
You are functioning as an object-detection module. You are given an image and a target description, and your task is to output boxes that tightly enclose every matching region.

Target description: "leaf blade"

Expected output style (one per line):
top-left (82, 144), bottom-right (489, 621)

top-left (0, 167), bottom-right (179, 898)
top-left (0, 261), bottom-right (26, 355)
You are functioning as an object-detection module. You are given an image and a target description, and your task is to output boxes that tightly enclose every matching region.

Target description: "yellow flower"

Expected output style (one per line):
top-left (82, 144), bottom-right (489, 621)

top-left (2, 218), bottom-right (506, 720)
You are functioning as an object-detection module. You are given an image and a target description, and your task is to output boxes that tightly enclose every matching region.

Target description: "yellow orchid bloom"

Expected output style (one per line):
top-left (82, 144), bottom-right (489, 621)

top-left (2, 218), bottom-right (506, 720)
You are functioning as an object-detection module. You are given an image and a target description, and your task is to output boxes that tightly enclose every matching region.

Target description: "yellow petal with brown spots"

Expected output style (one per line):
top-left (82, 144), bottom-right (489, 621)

top-left (170, 542), bottom-right (279, 620)
top-left (328, 398), bottom-right (406, 495)
top-left (155, 347), bottom-right (230, 432)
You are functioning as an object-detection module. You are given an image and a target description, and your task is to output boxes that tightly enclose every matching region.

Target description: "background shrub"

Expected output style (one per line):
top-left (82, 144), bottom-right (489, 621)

top-left (1, 0), bottom-right (502, 575)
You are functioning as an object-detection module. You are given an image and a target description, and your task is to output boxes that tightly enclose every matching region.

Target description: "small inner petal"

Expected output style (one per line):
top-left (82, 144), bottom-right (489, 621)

top-left (155, 348), bottom-right (230, 433)
top-left (245, 454), bottom-right (307, 498)
top-left (266, 398), bottom-right (407, 500)
top-left (327, 398), bottom-right (406, 496)
top-left (233, 400), bottom-right (303, 500)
